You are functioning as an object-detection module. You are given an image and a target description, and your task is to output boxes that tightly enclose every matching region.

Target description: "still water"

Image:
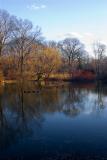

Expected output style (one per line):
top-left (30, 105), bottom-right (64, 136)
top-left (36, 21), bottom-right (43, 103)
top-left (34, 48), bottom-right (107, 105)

top-left (0, 82), bottom-right (107, 159)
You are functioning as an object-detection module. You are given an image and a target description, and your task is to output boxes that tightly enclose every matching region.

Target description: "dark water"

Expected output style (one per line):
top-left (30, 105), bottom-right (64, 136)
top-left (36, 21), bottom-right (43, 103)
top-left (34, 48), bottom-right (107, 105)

top-left (0, 82), bottom-right (107, 159)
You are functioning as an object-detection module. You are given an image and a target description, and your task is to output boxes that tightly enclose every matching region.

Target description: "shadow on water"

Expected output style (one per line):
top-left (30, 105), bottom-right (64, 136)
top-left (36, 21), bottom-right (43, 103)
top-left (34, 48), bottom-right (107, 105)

top-left (0, 82), bottom-right (107, 159)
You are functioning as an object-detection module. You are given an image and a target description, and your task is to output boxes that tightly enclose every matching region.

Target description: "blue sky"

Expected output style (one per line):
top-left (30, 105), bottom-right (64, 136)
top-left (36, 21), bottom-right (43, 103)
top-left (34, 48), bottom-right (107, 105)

top-left (1, 0), bottom-right (107, 52)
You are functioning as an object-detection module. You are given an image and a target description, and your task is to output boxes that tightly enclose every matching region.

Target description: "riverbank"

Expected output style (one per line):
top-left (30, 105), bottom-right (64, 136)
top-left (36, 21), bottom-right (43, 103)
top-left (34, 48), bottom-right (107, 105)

top-left (1, 71), bottom-right (107, 85)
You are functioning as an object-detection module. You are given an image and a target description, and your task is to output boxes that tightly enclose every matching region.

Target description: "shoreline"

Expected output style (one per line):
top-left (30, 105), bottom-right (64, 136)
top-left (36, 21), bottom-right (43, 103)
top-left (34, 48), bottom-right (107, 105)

top-left (0, 78), bottom-right (106, 85)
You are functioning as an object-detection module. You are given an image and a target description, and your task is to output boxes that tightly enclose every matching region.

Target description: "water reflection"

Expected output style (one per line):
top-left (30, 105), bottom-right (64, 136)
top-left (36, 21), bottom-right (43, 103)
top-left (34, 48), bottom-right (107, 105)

top-left (0, 82), bottom-right (107, 158)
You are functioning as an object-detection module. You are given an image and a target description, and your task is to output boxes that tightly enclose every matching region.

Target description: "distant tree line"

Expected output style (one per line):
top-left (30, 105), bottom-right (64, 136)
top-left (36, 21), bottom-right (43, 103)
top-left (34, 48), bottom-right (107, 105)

top-left (0, 9), bottom-right (107, 82)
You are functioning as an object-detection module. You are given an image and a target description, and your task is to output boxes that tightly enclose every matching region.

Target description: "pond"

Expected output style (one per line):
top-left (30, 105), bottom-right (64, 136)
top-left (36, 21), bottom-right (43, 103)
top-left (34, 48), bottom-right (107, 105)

top-left (0, 82), bottom-right (107, 159)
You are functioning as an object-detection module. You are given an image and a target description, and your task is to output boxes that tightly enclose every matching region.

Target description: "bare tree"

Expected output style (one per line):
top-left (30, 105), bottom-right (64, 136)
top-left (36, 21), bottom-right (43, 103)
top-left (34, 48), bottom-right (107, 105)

top-left (58, 38), bottom-right (85, 77)
top-left (0, 9), bottom-right (15, 56)
top-left (10, 18), bottom-right (42, 78)
top-left (0, 9), bottom-right (16, 80)
top-left (46, 40), bottom-right (58, 49)
top-left (93, 42), bottom-right (106, 78)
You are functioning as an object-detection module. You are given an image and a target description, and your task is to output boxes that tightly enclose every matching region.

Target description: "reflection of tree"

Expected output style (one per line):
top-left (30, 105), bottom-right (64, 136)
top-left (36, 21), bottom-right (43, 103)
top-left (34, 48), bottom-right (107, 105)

top-left (0, 82), bottom-right (45, 150)
top-left (61, 84), bottom-right (107, 117)
top-left (0, 95), bottom-right (3, 127)
top-left (0, 85), bottom-right (19, 150)
top-left (0, 85), bottom-right (4, 127)
top-left (0, 82), bottom-right (107, 151)
top-left (16, 81), bottom-right (30, 137)
top-left (62, 86), bottom-right (84, 117)
top-left (95, 83), bottom-right (105, 110)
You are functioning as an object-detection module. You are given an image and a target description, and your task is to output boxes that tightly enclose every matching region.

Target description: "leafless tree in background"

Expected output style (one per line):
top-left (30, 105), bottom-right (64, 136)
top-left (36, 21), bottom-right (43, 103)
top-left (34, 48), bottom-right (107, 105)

top-left (93, 42), bottom-right (106, 78)
top-left (58, 38), bottom-right (85, 77)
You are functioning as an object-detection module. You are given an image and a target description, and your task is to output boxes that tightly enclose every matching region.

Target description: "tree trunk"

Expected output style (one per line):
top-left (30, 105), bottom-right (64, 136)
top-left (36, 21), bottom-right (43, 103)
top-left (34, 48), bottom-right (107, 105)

top-left (20, 54), bottom-right (24, 79)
